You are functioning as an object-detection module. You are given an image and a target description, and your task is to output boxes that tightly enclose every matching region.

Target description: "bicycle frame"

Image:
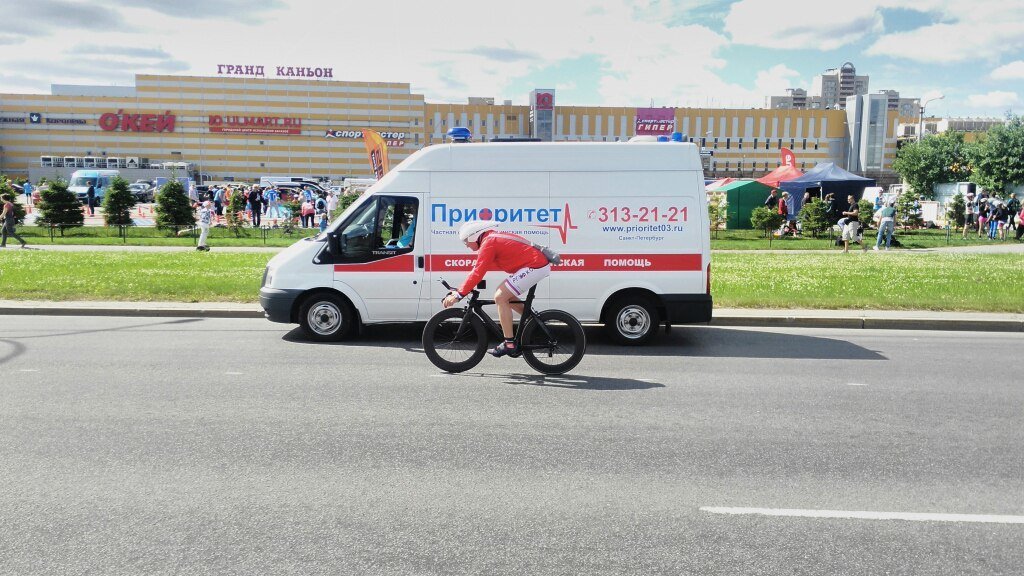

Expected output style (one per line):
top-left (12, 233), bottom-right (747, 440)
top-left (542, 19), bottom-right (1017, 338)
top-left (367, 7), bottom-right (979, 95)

top-left (441, 280), bottom-right (559, 354)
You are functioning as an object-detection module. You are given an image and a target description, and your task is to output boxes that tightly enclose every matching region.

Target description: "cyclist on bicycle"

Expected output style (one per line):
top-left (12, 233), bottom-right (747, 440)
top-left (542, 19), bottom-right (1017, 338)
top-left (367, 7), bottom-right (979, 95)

top-left (442, 220), bottom-right (551, 357)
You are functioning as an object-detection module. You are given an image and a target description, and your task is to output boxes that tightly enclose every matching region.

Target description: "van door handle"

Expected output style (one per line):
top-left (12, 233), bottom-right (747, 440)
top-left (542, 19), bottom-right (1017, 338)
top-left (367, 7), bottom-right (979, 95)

top-left (417, 256), bottom-right (424, 269)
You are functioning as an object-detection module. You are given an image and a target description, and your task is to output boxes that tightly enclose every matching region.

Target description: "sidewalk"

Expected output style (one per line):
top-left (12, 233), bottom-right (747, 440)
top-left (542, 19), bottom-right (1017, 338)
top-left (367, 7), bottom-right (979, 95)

top-left (1, 300), bottom-right (1020, 332)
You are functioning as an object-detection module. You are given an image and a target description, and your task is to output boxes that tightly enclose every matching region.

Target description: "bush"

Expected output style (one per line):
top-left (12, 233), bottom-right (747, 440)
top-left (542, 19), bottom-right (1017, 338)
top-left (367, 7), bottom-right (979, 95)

top-left (896, 191), bottom-right (923, 229)
top-left (102, 176), bottom-right (137, 227)
top-left (797, 198), bottom-right (829, 237)
top-left (155, 179), bottom-right (195, 231)
top-left (707, 194), bottom-right (726, 237)
top-left (750, 206), bottom-right (783, 238)
top-left (946, 192), bottom-right (966, 230)
top-left (857, 199), bottom-right (874, 230)
top-left (225, 188), bottom-right (248, 236)
top-left (36, 179), bottom-right (84, 234)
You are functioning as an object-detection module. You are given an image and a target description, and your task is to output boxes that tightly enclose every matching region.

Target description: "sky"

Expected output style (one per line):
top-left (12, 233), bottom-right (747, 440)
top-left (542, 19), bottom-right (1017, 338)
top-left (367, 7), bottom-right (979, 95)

top-left (0, 0), bottom-right (1021, 118)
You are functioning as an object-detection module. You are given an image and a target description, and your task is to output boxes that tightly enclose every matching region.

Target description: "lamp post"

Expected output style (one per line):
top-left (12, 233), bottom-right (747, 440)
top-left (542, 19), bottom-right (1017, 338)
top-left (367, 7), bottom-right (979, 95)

top-left (917, 94), bottom-right (944, 142)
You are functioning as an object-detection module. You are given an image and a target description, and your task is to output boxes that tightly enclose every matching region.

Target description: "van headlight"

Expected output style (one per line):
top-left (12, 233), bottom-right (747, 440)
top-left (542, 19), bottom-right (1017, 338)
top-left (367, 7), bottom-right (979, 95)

top-left (262, 267), bottom-right (273, 288)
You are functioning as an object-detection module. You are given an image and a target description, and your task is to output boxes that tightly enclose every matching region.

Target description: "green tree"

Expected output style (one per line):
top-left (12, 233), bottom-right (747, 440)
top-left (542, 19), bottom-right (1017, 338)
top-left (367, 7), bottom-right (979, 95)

top-left (154, 179), bottom-right (194, 231)
top-left (892, 130), bottom-right (973, 199)
top-left (102, 176), bottom-right (137, 227)
top-left (750, 206), bottom-right (783, 238)
top-left (968, 115), bottom-right (1024, 195)
top-left (946, 192), bottom-right (966, 230)
top-left (36, 179), bottom-right (84, 235)
top-left (895, 190), bottom-right (923, 229)
top-left (0, 178), bottom-right (27, 226)
top-left (797, 198), bottom-right (829, 238)
top-left (225, 188), bottom-right (248, 236)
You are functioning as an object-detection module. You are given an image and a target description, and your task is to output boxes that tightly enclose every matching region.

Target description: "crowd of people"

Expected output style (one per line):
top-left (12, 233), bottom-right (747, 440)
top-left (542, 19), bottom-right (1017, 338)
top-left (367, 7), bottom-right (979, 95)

top-left (196, 184), bottom-right (338, 231)
top-left (962, 191), bottom-right (1022, 241)
top-left (760, 187), bottom-right (1024, 251)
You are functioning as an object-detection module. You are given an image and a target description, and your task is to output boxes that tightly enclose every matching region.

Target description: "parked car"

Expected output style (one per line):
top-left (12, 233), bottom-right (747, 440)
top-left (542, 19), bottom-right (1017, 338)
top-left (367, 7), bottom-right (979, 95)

top-left (128, 182), bottom-right (155, 203)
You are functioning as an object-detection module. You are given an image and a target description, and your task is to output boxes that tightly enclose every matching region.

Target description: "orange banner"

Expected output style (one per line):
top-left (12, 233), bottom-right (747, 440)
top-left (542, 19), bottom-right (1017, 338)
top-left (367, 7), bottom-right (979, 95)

top-left (362, 129), bottom-right (390, 179)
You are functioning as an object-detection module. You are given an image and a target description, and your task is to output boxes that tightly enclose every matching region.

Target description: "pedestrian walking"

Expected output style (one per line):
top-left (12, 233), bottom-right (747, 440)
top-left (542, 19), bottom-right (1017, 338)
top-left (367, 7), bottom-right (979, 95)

top-left (873, 199), bottom-right (896, 250)
top-left (196, 200), bottom-right (212, 251)
top-left (22, 181), bottom-right (33, 207)
top-left (86, 180), bottom-right (96, 216)
top-left (1, 193), bottom-right (27, 249)
top-left (963, 192), bottom-right (976, 239)
top-left (840, 194), bottom-right (862, 253)
top-left (213, 186), bottom-right (224, 218)
top-left (265, 186), bottom-right (281, 219)
top-left (300, 198), bottom-right (315, 228)
top-left (249, 187), bottom-right (262, 227)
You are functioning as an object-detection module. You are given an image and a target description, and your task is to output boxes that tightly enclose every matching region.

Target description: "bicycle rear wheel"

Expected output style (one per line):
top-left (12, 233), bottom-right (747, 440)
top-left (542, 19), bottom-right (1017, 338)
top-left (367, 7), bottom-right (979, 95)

top-left (422, 308), bottom-right (488, 373)
top-left (520, 310), bottom-right (586, 375)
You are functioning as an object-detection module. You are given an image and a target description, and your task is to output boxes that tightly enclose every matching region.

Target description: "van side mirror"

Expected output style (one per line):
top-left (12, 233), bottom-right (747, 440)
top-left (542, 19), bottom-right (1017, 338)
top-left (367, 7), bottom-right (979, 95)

top-left (327, 233), bottom-right (341, 254)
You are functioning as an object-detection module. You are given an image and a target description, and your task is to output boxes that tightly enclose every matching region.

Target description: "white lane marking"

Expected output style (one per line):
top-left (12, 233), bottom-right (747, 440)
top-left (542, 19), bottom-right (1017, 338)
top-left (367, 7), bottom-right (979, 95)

top-left (700, 507), bottom-right (1024, 524)
top-left (225, 371), bottom-right (243, 375)
top-left (846, 382), bottom-right (868, 386)
top-left (19, 369), bottom-right (39, 372)
top-left (429, 374), bottom-right (448, 378)
top-left (638, 378), bottom-right (658, 383)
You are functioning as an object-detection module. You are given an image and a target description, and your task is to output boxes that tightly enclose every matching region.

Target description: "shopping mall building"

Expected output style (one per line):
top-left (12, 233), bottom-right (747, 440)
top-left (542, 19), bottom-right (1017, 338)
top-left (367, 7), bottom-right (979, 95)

top-left (0, 72), bottom-right (908, 185)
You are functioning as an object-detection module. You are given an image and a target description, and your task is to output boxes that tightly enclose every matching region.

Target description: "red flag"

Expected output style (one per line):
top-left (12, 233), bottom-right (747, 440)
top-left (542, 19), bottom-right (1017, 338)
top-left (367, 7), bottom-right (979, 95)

top-left (781, 147), bottom-right (796, 167)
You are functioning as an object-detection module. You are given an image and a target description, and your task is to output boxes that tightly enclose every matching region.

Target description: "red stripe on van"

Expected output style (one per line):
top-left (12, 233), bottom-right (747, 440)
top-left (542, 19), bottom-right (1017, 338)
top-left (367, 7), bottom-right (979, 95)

top-left (428, 253), bottom-right (702, 272)
top-left (334, 254), bottom-right (414, 272)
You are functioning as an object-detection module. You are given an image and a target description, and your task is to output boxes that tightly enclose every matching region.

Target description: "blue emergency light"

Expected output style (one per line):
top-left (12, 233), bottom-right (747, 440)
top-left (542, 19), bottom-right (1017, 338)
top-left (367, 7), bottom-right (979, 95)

top-left (447, 127), bottom-right (472, 142)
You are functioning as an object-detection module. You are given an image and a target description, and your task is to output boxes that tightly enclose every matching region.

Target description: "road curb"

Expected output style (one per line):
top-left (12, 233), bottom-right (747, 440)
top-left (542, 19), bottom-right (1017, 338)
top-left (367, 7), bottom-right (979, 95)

top-left (2, 305), bottom-right (1022, 332)
top-left (0, 306), bottom-right (265, 319)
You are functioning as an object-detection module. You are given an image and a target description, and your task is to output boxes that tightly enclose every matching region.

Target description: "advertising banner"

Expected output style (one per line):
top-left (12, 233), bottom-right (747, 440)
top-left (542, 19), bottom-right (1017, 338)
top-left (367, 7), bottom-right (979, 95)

top-left (780, 147), bottom-right (796, 167)
top-left (209, 115), bottom-right (302, 135)
top-left (634, 107), bottom-right (676, 135)
top-left (362, 129), bottom-right (391, 179)
top-left (325, 129), bottom-right (406, 147)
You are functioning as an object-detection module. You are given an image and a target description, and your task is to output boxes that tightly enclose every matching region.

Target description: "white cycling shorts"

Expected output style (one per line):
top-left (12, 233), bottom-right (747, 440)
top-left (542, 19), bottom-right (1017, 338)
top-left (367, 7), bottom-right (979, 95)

top-left (504, 264), bottom-right (551, 297)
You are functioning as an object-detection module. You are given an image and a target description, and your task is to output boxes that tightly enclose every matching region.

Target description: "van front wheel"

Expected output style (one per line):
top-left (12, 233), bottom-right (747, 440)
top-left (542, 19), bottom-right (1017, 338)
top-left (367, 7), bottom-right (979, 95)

top-left (300, 293), bottom-right (356, 342)
top-left (604, 296), bottom-right (660, 345)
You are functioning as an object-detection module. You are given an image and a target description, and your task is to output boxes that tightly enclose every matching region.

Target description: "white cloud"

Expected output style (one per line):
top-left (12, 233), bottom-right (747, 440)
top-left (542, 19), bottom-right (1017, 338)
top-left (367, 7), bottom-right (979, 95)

top-left (724, 0), bottom-right (884, 50)
top-left (992, 60), bottom-right (1024, 79)
top-left (966, 91), bottom-right (1019, 108)
top-left (865, 0), bottom-right (1024, 63)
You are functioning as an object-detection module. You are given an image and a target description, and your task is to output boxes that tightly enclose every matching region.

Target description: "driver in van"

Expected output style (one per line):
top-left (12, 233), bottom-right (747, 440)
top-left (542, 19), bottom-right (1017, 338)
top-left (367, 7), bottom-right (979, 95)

top-left (442, 220), bottom-right (550, 357)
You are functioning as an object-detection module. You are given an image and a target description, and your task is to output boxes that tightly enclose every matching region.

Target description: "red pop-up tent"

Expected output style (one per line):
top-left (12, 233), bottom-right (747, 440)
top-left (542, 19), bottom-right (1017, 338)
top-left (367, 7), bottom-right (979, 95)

top-left (757, 165), bottom-right (804, 189)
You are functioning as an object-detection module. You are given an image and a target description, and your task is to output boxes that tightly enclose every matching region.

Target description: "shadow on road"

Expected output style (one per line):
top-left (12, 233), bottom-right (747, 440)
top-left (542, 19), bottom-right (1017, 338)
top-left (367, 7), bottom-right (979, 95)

top-left (284, 323), bottom-right (885, 362)
top-left (460, 371), bottom-right (665, 391)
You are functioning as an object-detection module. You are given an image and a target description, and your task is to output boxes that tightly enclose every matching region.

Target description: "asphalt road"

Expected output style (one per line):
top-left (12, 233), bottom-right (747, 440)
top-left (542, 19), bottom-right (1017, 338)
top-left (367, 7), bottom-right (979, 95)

top-left (1, 316), bottom-right (1021, 576)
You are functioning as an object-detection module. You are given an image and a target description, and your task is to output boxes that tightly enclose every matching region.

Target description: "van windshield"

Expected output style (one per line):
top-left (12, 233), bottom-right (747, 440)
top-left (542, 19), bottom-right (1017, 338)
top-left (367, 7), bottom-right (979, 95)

top-left (70, 177), bottom-right (92, 187)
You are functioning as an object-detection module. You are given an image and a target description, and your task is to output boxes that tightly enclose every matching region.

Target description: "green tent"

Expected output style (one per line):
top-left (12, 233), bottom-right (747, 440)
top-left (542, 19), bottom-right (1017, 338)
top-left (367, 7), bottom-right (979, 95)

top-left (718, 179), bottom-right (775, 230)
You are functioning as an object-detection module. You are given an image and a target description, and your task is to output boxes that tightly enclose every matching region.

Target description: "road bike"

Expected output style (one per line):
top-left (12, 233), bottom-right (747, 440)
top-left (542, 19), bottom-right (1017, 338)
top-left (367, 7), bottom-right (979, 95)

top-left (422, 279), bottom-right (586, 375)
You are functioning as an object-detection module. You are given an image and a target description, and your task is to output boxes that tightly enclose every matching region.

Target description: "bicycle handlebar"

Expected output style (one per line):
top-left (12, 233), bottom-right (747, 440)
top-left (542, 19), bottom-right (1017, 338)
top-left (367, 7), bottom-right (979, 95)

top-left (439, 279), bottom-right (478, 302)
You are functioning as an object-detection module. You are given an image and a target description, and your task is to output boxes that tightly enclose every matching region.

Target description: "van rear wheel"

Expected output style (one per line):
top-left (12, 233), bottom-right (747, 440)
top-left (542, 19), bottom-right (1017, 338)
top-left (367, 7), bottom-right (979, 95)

top-left (300, 293), bottom-right (356, 342)
top-left (605, 296), bottom-right (660, 345)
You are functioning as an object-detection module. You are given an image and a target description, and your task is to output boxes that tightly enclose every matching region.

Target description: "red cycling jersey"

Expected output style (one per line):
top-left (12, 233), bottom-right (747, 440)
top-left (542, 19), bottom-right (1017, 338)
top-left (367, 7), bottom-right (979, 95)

top-left (458, 232), bottom-right (548, 295)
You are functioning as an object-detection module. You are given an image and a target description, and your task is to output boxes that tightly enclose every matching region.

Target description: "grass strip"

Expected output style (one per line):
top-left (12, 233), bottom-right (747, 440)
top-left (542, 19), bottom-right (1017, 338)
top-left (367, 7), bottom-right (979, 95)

top-left (14, 225), bottom-right (1018, 250)
top-left (1, 251), bottom-right (1021, 312)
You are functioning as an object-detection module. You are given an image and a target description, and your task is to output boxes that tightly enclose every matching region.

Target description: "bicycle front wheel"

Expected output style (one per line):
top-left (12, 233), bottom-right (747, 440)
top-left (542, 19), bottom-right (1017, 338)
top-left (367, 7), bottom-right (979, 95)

top-left (422, 308), bottom-right (488, 373)
top-left (520, 310), bottom-right (586, 375)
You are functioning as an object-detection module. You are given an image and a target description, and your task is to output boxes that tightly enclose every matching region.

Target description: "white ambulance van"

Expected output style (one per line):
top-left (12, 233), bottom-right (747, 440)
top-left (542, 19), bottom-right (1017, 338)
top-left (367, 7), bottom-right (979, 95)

top-left (259, 140), bottom-right (711, 345)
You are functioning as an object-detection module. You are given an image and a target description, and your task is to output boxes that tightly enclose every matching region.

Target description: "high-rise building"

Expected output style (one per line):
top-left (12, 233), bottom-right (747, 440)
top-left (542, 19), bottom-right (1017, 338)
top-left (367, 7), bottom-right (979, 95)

top-left (811, 62), bottom-right (869, 110)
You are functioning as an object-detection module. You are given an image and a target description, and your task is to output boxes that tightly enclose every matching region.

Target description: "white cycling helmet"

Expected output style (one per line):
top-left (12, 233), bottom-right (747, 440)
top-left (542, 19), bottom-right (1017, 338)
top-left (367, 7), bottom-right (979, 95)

top-left (458, 220), bottom-right (498, 243)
